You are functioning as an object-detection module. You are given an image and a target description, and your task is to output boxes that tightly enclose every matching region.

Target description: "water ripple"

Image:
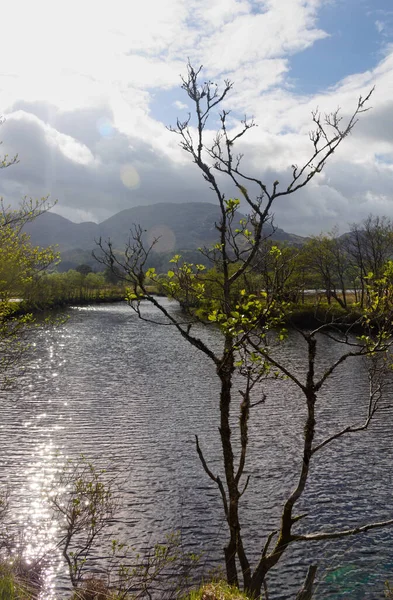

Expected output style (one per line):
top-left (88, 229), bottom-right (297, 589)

top-left (0, 300), bottom-right (392, 598)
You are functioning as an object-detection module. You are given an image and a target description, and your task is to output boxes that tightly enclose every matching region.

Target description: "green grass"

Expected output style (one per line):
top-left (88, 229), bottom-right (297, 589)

top-left (184, 581), bottom-right (252, 600)
top-left (0, 563), bottom-right (35, 600)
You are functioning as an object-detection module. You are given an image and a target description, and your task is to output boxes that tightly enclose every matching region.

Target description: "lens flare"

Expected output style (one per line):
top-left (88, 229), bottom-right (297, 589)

top-left (96, 117), bottom-right (114, 138)
top-left (147, 224), bottom-right (176, 252)
top-left (120, 164), bottom-right (140, 189)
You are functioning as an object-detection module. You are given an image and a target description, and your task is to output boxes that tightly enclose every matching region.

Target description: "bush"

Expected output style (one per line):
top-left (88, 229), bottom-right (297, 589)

top-left (185, 581), bottom-right (251, 600)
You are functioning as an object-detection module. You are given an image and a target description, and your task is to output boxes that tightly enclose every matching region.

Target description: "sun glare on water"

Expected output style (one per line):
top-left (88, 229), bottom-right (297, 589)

top-left (16, 441), bottom-right (66, 599)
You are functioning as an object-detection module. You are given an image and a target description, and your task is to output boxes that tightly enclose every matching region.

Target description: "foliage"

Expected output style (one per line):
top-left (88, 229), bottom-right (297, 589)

top-left (117, 213), bottom-right (393, 320)
top-left (0, 303), bottom-right (35, 390)
top-left (0, 211), bottom-right (59, 389)
top-left (48, 458), bottom-right (199, 599)
top-left (65, 528), bottom-right (200, 599)
top-left (0, 562), bottom-right (36, 600)
top-left (297, 216), bottom-right (393, 309)
top-left (20, 268), bottom-right (125, 309)
top-left (0, 118), bottom-right (59, 388)
top-left (0, 208), bottom-right (122, 388)
top-left (385, 581), bottom-right (393, 599)
top-left (185, 580), bottom-right (251, 600)
top-left (0, 488), bottom-right (44, 600)
top-left (0, 224), bottom-right (56, 302)
top-left (75, 264), bottom-right (94, 276)
top-left (97, 63), bottom-right (393, 599)
top-left (101, 533), bottom-right (199, 600)
top-left (0, 463), bottom-right (198, 600)
top-left (47, 458), bottom-right (116, 588)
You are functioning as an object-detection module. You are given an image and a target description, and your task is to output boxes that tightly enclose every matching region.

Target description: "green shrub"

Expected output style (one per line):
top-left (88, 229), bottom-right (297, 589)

top-left (185, 581), bottom-right (251, 600)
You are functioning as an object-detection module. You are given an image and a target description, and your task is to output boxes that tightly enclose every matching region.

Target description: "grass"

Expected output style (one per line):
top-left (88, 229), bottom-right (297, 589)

top-left (0, 561), bottom-right (38, 600)
top-left (70, 576), bottom-right (117, 600)
top-left (184, 581), bottom-right (251, 600)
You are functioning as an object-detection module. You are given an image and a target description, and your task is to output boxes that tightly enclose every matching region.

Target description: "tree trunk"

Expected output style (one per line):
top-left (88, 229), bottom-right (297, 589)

top-left (218, 346), bottom-right (239, 587)
top-left (248, 338), bottom-right (317, 598)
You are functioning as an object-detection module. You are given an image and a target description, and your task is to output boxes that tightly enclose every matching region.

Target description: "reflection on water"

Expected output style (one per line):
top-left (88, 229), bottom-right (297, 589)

top-left (6, 440), bottom-right (64, 599)
top-left (0, 299), bottom-right (392, 599)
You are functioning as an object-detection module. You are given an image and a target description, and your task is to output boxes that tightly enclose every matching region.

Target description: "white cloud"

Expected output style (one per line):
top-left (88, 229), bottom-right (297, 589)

top-left (173, 101), bottom-right (189, 110)
top-left (1, 0), bottom-right (393, 235)
top-left (201, 2), bottom-right (326, 71)
top-left (6, 112), bottom-right (95, 167)
top-left (191, 0), bottom-right (251, 29)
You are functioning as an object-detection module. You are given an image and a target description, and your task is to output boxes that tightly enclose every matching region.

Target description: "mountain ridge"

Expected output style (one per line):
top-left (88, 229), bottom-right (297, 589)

top-left (24, 202), bottom-right (306, 270)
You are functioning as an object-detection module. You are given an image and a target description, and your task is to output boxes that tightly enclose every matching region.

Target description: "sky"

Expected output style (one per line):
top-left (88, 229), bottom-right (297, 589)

top-left (1, 0), bottom-right (393, 235)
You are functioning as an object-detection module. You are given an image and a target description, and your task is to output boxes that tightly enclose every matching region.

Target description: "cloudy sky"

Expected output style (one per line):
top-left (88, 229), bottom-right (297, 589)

top-left (1, 0), bottom-right (393, 235)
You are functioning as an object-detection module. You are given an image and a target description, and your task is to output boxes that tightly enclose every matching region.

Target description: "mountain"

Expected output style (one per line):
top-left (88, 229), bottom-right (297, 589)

top-left (99, 202), bottom-right (224, 251)
top-left (99, 203), bottom-right (305, 249)
top-left (24, 202), bottom-right (305, 271)
top-left (24, 212), bottom-right (99, 251)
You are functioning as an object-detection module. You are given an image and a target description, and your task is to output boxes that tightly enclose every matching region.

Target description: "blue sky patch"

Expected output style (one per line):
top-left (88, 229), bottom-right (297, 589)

top-left (289, 0), bottom-right (393, 94)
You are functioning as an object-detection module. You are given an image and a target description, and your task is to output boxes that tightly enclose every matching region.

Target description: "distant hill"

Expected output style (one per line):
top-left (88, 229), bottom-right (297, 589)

top-left (24, 202), bottom-right (305, 271)
top-left (99, 203), bottom-right (305, 250)
top-left (24, 212), bottom-right (99, 252)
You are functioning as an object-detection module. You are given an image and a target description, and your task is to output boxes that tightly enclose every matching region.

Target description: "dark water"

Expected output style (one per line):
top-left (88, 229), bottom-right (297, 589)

top-left (0, 299), bottom-right (392, 599)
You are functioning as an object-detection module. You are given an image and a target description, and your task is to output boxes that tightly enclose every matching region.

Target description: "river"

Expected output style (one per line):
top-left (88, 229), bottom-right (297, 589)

top-left (0, 299), bottom-right (392, 599)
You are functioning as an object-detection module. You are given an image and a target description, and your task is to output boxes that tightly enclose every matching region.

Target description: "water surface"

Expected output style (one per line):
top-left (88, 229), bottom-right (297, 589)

top-left (1, 299), bottom-right (392, 598)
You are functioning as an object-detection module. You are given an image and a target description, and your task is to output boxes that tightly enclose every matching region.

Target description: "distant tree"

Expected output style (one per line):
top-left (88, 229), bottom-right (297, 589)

top-left (103, 265), bottom-right (123, 285)
top-left (301, 231), bottom-right (349, 307)
top-left (98, 65), bottom-right (393, 598)
top-left (345, 215), bottom-right (393, 307)
top-left (85, 272), bottom-right (103, 286)
top-left (0, 210), bottom-right (58, 389)
top-left (75, 263), bottom-right (94, 276)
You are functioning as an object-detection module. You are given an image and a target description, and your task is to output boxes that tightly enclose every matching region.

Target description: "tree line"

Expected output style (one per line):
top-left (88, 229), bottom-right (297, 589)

top-left (136, 213), bottom-right (393, 323)
top-left (261, 214), bottom-right (393, 309)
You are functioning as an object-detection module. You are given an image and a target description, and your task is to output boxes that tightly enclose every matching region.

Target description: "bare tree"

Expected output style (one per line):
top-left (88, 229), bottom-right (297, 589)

top-left (97, 64), bottom-right (393, 598)
top-left (345, 215), bottom-right (393, 307)
top-left (301, 231), bottom-right (349, 307)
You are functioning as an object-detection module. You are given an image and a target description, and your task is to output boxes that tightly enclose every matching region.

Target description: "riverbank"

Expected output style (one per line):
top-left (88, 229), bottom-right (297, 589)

top-left (0, 289), bottom-right (374, 336)
top-left (1, 289), bottom-right (126, 318)
top-left (288, 302), bottom-right (363, 330)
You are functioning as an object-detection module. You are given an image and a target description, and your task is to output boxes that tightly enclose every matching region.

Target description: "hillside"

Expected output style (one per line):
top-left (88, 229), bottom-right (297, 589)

top-left (24, 202), bottom-right (305, 271)
top-left (24, 212), bottom-right (99, 252)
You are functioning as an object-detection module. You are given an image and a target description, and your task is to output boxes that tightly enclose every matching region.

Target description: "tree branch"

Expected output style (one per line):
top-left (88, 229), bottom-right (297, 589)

top-left (195, 435), bottom-right (229, 517)
top-left (294, 517), bottom-right (393, 543)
